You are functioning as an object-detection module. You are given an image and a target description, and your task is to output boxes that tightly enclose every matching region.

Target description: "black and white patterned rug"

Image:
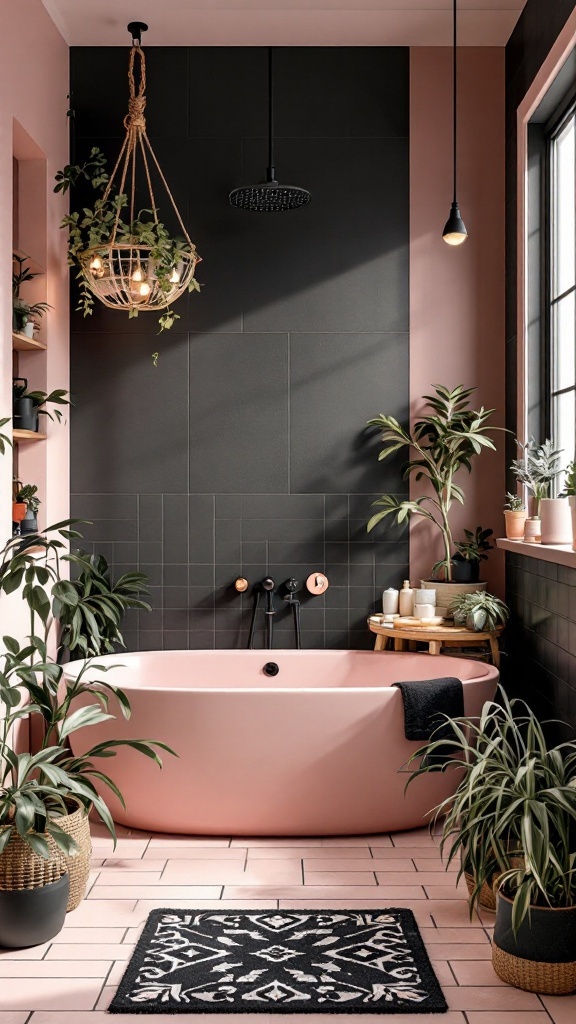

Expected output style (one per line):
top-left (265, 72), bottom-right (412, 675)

top-left (109, 908), bottom-right (448, 1014)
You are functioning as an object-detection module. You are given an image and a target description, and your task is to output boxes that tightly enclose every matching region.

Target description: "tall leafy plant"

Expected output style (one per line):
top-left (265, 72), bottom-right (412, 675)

top-left (367, 385), bottom-right (501, 581)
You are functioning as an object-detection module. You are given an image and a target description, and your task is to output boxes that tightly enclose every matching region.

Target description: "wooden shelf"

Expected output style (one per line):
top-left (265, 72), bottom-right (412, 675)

top-left (12, 331), bottom-right (46, 352)
top-left (13, 429), bottom-right (47, 442)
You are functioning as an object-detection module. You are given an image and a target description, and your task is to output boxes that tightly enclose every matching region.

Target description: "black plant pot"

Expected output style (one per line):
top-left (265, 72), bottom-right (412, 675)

top-left (13, 396), bottom-right (38, 432)
top-left (451, 558), bottom-right (480, 584)
top-left (0, 873), bottom-right (69, 948)
top-left (493, 892), bottom-right (576, 993)
top-left (20, 509), bottom-right (38, 535)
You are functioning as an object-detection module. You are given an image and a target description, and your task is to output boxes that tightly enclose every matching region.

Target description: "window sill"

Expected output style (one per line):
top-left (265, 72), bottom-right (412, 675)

top-left (497, 537), bottom-right (576, 569)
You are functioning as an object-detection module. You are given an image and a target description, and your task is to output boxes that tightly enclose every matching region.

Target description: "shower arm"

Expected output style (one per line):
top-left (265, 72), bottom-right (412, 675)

top-left (266, 47), bottom-right (276, 184)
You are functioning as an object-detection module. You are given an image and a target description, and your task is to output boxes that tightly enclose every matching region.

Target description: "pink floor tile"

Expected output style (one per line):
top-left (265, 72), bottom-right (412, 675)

top-left (424, 885), bottom-right (469, 900)
top-left (88, 884), bottom-right (222, 899)
top-left (64, 900), bottom-right (137, 926)
top-left (0, 945), bottom-right (51, 961)
top-left (45, 943), bottom-right (132, 961)
top-left (224, 884), bottom-right (427, 899)
top-left (413, 857), bottom-right (458, 872)
top-left (148, 837), bottom-right (232, 847)
top-left (101, 858), bottom-right (167, 871)
top-left (389, 830), bottom-right (438, 847)
top-left (539, 995), bottom-right (576, 1023)
top-left (429, 959), bottom-right (457, 986)
top-left (422, 902), bottom-right (486, 927)
top-left (450, 960), bottom-right (507, 985)
top-left (447, 987), bottom-right (543, 1011)
top-left (247, 846), bottom-right (372, 859)
top-left (90, 840), bottom-right (149, 857)
top-left (304, 870), bottom-right (377, 885)
top-left (0, 1015), bottom-right (29, 1024)
top-left (419, 926), bottom-right (491, 944)
top-left (375, 871), bottom-right (462, 888)
top-left (321, 835), bottom-right (393, 846)
top-left (29, 1015), bottom-right (264, 1024)
top-left (55, 927), bottom-right (126, 943)
top-left (0, 978), bottom-right (102, 1011)
top-left (160, 859), bottom-right (302, 885)
top-left (427, 943), bottom-right (492, 961)
top-left (377, 845), bottom-right (446, 859)
top-left (143, 846), bottom-right (245, 860)
top-left (90, 822), bottom-right (150, 839)
top-left (132, 899), bottom-right (278, 919)
top-left (90, 871), bottom-right (163, 885)
top-left (466, 1014), bottom-right (551, 1024)
top-left (230, 837), bottom-right (324, 847)
top-left (108, 960), bottom-right (132, 984)
top-left (0, 962), bottom-right (110, 978)
top-left (302, 857), bottom-right (414, 872)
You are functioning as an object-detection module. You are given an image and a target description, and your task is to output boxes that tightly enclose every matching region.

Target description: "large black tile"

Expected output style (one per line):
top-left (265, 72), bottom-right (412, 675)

top-left (188, 333), bottom-right (289, 493)
top-left (289, 333), bottom-right (408, 494)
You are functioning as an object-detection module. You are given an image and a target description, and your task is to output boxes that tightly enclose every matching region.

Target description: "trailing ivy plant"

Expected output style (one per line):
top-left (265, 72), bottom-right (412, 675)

top-left (54, 147), bottom-right (201, 332)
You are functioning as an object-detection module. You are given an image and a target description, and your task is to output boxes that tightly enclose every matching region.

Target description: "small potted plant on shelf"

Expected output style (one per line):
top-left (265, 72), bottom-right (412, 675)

top-left (450, 526), bottom-right (494, 583)
top-left (367, 384), bottom-right (504, 611)
top-left (15, 483), bottom-right (40, 535)
top-left (12, 378), bottom-right (72, 433)
top-left (449, 590), bottom-right (509, 632)
top-left (510, 438), bottom-right (569, 544)
top-left (503, 492), bottom-right (527, 540)
top-left (0, 523), bottom-right (173, 930)
top-left (12, 254), bottom-right (41, 336)
top-left (560, 459), bottom-right (576, 552)
top-left (0, 417), bottom-right (12, 456)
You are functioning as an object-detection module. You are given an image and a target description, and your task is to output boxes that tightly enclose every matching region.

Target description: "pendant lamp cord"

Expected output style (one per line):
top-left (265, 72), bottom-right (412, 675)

top-left (267, 47), bottom-right (275, 182)
top-left (452, 0), bottom-right (458, 204)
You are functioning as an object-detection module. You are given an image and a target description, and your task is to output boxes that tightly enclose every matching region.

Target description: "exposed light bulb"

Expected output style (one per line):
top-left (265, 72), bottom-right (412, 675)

top-left (139, 281), bottom-right (151, 297)
top-left (169, 267), bottom-right (180, 284)
top-left (89, 256), bottom-right (103, 276)
top-left (132, 267), bottom-right (143, 282)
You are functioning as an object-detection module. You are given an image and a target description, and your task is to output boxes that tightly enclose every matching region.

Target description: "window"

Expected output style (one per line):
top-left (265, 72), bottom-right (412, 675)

top-left (548, 104), bottom-right (576, 465)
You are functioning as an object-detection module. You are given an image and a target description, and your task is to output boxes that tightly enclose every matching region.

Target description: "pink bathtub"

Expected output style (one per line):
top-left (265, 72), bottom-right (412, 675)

top-left (65, 649), bottom-right (498, 836)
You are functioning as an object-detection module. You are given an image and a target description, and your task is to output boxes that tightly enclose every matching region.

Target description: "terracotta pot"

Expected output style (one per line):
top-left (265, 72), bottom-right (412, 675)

top-left (569, 496), bottom-right (576, 552)
top-left (12, 502), bottom-right (26, 523)
top-left (504, 509), bottom-right (527, 540)
top-left (539, 498), bottom-right (572, 545)
top-left (523, 518), bottom-right (541, 544)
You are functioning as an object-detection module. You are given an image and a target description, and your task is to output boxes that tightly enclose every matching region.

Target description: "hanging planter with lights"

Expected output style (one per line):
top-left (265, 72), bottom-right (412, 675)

top-left (55, 22), bottom-right (201, 331)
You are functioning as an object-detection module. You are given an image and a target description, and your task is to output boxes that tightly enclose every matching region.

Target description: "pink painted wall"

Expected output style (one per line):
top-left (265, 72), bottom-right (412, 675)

top-left (410, 47), bottom-right (506, 597)
top-left (0, 0), bottom-right (69, 638)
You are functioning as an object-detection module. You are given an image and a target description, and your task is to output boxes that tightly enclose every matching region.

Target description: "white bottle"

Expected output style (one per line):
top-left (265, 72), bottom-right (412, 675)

top-left (382, 587), bottom-right (399, 615)
top-left (398, 580), bottom-right (414, 617)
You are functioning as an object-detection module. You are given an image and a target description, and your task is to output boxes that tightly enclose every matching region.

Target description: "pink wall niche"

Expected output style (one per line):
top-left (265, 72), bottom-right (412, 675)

top-left (409, 47), bottom-right (506, 597)
top-left (0, 0), bottom-right (69, 639)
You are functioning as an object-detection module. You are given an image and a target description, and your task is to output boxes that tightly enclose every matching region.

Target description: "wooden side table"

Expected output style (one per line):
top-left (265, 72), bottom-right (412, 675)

top-left (368, 617), bottom-right (502, 668)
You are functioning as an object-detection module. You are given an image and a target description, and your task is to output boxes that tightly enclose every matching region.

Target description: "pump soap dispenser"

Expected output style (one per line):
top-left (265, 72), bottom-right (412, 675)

top-left (398, 580), bottom-right (414, 617)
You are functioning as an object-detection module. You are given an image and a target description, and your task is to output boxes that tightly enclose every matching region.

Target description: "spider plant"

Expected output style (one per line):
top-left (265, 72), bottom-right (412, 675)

top-left (406, 689), bottom-right (576, 932)
top-left (449, 591), bottom-right (509, 632)
top-left (367, 385), bottom-right (502, 581)
top-left (510, 438), bottom-right (564, 514)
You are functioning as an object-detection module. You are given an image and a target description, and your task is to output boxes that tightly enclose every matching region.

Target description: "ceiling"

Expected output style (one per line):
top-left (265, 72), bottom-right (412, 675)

top-left (43, 0), bottom-right (528, 47)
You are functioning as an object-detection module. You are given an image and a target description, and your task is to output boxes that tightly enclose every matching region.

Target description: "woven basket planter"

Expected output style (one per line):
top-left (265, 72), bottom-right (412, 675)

top-left (464, 871), bottom-right (496, 912)
top-left (53, 801), bottom-right (92, 911)
top-left (492, 893), bottom-right (576, 994)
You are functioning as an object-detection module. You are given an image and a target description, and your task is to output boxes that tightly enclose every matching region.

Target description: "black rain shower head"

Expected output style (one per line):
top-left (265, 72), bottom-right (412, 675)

top-left (229, 181), bottom-right (310, 213)
top-left (229, 48), bottom-right (311, 213)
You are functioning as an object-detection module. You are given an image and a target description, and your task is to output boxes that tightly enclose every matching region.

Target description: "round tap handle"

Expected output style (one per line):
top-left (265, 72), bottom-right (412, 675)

top-left (234, 577), bottom-right (249, 592)
top-left (262, 577), bottom-right (275, 591)
top-left (306, 572), bottom-right (329, 595)
top-left (284, 577), bottom-right (299, 593)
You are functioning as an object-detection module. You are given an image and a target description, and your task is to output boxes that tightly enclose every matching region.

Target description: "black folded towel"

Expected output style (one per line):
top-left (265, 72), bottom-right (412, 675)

top-left (392, 676), bottom-right (464, 767)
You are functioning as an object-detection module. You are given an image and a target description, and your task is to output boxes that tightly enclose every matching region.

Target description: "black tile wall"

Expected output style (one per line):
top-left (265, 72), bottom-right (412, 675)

top-left (70, 47), bottom-right (410, 651)
top-left (504, 2), bottom-right (575, 729)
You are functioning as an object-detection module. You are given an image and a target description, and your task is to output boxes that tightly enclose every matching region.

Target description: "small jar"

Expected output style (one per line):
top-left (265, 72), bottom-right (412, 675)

top-left (382, 587), bottom-right (399, 615)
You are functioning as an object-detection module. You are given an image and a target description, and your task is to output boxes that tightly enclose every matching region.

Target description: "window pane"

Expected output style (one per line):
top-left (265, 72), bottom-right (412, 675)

top-left (553, 115), bottom-right (575, 299)
top-left (552, 388), bottom-right (576, 464)
top-left (552, 290), bottom-right (576, 392)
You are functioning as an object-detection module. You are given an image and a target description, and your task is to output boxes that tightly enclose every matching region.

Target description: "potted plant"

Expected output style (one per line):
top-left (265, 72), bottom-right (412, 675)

top-left (12, 378), bottom-right (72, 433)
top-left (451, 526), bottom-right (494, 583)
top-left (27, 300), bottom-right (53, 337)
top-left (12, 254), bottom-right (40, 335)
top-left (560, 460), bottom-right (576, 552)
top-left (511, 438), bottom-right (569, 544)
top-left (15, 483), bottom-right (40, 535)
top-left (0, 417), bottom-right (12, 456)
top-left (368, 384), bottom-right (503, 609)
top-left (503, 492), bottom-right (527, 540)
top-left (449, 590), bottom-right (509, 632)
top-left (0, 523), bottom-right (173, 919)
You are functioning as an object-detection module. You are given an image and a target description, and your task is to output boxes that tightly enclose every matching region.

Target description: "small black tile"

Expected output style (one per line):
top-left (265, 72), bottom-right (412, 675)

top-left (325, 564), bottom-right (349, 587)
top-left (189, 565), bottom-right (216, 587)
top-left (163, 632), bottom-right (189, 651)
top-left (215, 520), bottom-right (242, 564)
top-left (242, 542), bottom-right (267, 563)
top-left (140, 495), bottom-right (163, 519)
top-left (349, 563), bottom-right (374, 587)
top-left (164, 586), bottom-right (189, 609)
top-left (70, 493), bottom-right (137, 520)
top-left (215, 495), bottom-right (242, 518)
top-left (138, 631), bottom-right (164, 651)
top-left (242, 494), bottom-right (324, 519)
top-left (189, 609), bottom-right (216, 630)
top-left (349, 543), bottom-right (375, 565)
top-left (138, 542), bottom-right (163, 564)
top-left (140, 610), bottom-right (163, 631)
top-left (164, 609), bottom-right (190, 631)
top-left (139, 564), bottom-right (163, 587)
top-left (215, 564), bottom-right (242, 588)
top-left (325, 543), bottom-right (349, 564)
top-left (139, 519), bottom-right (162, 543)
top-left (215, 631), bottom-right (248, 650)
top-left (325, 630), bottom-right (351, 650)
top-left (325, 520), bottom-right (348, 543)
top-left (268, 542), bottom-right (325, 565)
top-left (163, 564), bottom-right (189, 587)
top-left (325, 608), bottom-right (349, 631)
top-left (188, 632), bottom-right (216, 650)
top-left (325, 586), bottom-right (349, 608)
top-left (188, 585), bottom-right (215, 609)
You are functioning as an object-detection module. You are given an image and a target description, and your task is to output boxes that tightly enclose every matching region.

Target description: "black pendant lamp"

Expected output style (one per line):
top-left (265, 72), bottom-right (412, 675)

top-left (442, 0), bottom-right (467, 245)
top-left (229, 48), bottom-right (311, 212)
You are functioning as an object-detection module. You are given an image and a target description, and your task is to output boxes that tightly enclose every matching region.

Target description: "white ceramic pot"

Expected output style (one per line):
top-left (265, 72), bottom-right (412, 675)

top-left (569, 496), bottom-right (576, 552)
top-left (539, 498), bottom-right (572, 545)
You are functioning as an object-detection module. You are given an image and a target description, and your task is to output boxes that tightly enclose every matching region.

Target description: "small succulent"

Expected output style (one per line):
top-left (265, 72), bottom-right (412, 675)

top-left (560, 461), bottom-right (576, 498)
top-left (504, 492), bottom-right (525, 512)
top-left (450, 591), bottom-right (509, 632)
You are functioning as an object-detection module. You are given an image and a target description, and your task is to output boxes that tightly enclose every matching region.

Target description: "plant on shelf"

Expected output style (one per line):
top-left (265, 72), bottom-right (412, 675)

top-left (14, 483), bottom-right (41, 536)
top-left (12, 254), bottom-right (40, 334)
top-left (55, 143), bottom-right (201, 333)
top-left (560, 460), bottom-right (576, 553)
top-left (406, 689), bottom-right (576, 994)
top-left (57, 549), bottom-right (151, 660)
top-left (12, 378), bottom-right (72, 433)
top-left (0, 522), bottom-right (174, 929)
top-left (449, 590), bottom-right (509, 632)
top-left (0, 418), bottom-right (12, 456)
top-left (27, 300), bottom-right (53, 335)
top-left (511, 438), bottom-right (571, 545)
top-left (451, 526), bottom-right (494, 584)
top-left (505, 492), bottom-right (525, 511)
top-left (367, 384), bottom-right (502, 584)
